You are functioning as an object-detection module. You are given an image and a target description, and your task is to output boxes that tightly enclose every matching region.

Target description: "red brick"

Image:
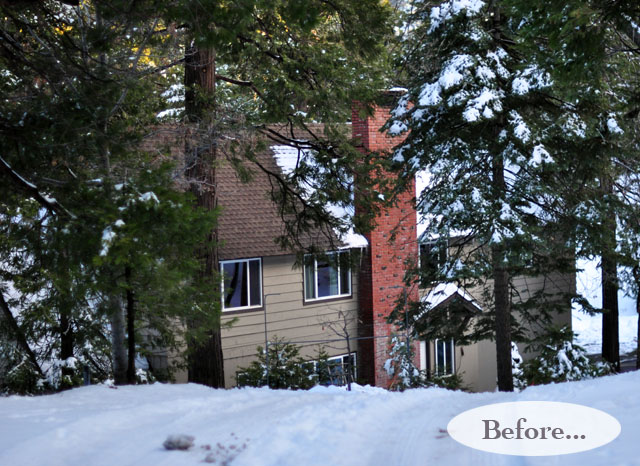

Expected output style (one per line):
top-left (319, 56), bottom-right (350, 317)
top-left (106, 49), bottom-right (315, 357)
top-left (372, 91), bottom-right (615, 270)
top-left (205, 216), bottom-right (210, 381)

top-left (354, 98), bottom-right (420, 388)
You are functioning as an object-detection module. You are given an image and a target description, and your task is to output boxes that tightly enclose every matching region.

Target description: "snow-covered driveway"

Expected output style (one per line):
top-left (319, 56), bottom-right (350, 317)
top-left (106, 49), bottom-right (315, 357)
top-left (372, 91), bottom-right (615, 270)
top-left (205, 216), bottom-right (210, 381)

top-left (1, 372), bottom-right (638, 466)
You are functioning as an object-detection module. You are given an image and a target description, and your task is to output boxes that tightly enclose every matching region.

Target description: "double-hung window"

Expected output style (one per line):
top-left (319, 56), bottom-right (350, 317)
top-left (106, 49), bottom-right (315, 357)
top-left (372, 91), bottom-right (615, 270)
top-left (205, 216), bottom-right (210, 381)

top-left (434, 338), bottom-right (455, 375)
top-left (304, 251), bottom-right (351, 301)
top-left (221, 258), bottom-right (262, 311)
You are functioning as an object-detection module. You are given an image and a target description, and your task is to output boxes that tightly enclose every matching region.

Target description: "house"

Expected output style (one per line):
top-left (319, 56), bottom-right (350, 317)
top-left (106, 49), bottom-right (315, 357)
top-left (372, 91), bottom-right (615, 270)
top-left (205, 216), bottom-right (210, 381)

top-left (161, 94), bottom-right (573, 391)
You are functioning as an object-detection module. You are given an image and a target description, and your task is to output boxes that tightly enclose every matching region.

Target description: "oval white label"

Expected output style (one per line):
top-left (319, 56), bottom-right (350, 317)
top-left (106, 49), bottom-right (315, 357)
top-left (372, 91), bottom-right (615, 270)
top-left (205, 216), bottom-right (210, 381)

top-left (447, 401), bottom-right (621, 456)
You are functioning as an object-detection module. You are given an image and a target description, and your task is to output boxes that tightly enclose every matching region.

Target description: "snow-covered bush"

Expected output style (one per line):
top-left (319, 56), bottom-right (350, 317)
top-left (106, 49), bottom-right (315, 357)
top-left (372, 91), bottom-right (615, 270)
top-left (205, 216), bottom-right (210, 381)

top-left (1, 353), bottom-right (46, 395)
top-left (511, 342), bottom-right (525, 391)
top-left (135, 368), bottom-right (156, 385)
top-left (235, 337), bottom-right (315, 390)
top-left (384, 334), bottom-right (421, 391)
top-left (516, 327), bottom-right (611, 387)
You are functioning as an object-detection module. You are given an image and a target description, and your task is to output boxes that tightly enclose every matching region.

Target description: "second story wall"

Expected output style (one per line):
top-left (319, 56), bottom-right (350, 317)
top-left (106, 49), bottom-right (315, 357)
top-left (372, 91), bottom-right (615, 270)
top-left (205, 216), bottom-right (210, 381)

top-left (220, 253), bottom-right (360, 387)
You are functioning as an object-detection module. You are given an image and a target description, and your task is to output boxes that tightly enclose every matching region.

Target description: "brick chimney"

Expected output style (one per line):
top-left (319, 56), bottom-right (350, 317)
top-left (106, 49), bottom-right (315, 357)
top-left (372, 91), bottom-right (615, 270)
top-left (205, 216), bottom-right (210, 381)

top-left (352, 94), bottom-right (420, 388)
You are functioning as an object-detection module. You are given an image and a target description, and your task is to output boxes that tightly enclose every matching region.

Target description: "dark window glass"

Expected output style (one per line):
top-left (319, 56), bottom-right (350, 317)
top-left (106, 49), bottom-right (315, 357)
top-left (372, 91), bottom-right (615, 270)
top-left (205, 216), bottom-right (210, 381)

top-left (316, 257), bottom-right (339, 298)
top-left (445, 339), bottom-right (453, 374)
top-left (327, 359), bottom-right (344, 385)
top-left (223, 261), bottom-right (246, 308)
top-left (249, 260), bottom-right (261, 306)
top-left (339, 252), bottom-right (351, 295)
top-left (436, 339), bottom-right (445, 374)
top-left (420, 241), bottom-right (447, 286)
top-left (435, 339), bottom-right (454, 375)
top-left (304, 256), bottom-right (316, 300)
top-left (313, 353), bottom-right (357, 386)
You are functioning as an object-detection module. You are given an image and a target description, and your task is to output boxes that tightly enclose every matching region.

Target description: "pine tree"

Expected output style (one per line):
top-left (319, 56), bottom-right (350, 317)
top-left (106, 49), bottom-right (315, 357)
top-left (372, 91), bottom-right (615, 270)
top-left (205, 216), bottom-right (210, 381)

top-left (511, 0), bottom-right (640, 371)
top-left (387, 0), bottom-right (633, 390)
top-left (0, 1), bottom-right (218, 389)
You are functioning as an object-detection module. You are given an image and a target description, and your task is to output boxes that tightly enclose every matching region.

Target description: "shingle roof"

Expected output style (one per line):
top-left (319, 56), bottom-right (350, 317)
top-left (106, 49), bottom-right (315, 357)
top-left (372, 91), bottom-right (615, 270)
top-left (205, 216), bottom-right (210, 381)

top-left (140, 123), bottom-right (360, 260)
top-left (216, 140), bottom-right (303, 260)
top-left (218, 122), bottom-right (369, 259)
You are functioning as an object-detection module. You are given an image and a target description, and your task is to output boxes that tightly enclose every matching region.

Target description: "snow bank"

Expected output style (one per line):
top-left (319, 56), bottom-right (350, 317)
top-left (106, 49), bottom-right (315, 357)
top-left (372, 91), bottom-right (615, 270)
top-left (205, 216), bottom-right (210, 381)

top-left (2, 373), bottom-right (640, 465)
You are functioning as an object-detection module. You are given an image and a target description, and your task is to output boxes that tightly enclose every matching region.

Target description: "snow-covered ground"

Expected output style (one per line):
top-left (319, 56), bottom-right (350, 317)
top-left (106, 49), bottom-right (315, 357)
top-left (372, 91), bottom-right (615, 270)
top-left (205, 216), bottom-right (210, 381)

top-left (573, 258), bottom-right (638, 355)
top-left (1, 375), bottom-right (639, 465)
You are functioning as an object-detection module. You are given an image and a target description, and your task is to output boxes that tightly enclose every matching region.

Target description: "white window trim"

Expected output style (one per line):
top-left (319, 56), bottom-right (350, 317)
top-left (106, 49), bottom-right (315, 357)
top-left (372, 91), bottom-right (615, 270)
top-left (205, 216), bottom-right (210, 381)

top-left (434, 338), bottom-right (455, 376)
top-left (303, 251), bottom-right (351, 302)
top-left (220, 257), bottom-right (262, 311)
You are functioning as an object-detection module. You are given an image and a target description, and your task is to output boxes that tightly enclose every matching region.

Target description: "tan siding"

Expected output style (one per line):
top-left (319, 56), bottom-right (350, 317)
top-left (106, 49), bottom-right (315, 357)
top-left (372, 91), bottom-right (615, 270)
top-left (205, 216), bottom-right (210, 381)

top-left (221, 254), bottom-right (359, 387)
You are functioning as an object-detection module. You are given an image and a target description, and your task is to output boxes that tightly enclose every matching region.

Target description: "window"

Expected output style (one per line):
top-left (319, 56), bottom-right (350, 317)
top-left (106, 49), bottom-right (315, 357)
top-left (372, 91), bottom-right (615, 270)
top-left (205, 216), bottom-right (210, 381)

top-left (312, 353), bottom-right (357, 386)
top-left (304, 251), bottom-right (351, 301)
top-left (419, 240), bottom-right (447, 286)
top-left (435, 339), bottom-right (455, 375)
top-left (220, 258), bottom-right (262, 311)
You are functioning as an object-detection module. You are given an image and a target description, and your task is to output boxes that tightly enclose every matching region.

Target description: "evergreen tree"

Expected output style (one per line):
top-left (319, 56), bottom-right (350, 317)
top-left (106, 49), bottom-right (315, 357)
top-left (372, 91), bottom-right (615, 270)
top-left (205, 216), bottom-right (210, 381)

top-left (387, 0), bottom-right (633, 390)
top-left (0, 1), bottom-right (218, 389)
top-left (513, 0), bottom-right (640, 371)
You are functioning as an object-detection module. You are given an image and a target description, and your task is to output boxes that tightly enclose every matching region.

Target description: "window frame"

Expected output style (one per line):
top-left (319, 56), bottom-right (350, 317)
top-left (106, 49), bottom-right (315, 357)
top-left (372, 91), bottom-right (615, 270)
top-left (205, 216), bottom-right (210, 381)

top-left (220, 257), bottom-right (263, 312)
top-left (303, 251), bottom-right (352, 302)
top-left (434, 338), bottom-right (455, 376)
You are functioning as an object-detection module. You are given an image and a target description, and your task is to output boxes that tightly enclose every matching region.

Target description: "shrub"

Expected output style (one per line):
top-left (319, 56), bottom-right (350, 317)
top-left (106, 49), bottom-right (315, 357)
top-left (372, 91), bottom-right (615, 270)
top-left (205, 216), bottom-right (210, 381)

top-left (384, 334), bottom-right (420, 391)
top-left (236, 337), bottom-right (315, 390)
top-left (516, 326), bottom-right (611, 387)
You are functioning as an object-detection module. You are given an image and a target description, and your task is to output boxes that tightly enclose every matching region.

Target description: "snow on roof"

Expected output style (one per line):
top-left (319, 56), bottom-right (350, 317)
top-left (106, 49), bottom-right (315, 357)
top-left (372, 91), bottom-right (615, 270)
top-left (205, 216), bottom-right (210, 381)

top-left (271, 145), bottom-right (368, 249)
top-left (271, 144), bottom-right (306, 177)
top-left (422, 282), bottom-right (482, 311)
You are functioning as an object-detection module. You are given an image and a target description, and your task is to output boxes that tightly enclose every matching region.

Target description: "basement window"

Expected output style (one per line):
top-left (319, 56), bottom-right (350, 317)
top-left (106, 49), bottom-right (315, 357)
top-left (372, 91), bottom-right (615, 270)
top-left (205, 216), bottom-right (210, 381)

top-left (303, 251), bottom-right (351, 301)
top-left (221, 258), bottom-right (262, 311)
top-left (306, 352), bottom-right (357, 386)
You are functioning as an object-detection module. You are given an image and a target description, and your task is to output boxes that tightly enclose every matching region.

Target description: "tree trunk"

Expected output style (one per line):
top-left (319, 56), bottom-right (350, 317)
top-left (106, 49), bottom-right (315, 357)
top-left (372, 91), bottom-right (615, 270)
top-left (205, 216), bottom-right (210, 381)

top-left (489, 0), bottom-right (513, 392)
top-left (493, 245), bottom-right (514, 391)
top-left (109, 294), bottom-right (128, 385)
top-left (601, 178), bottom-right (620, 371)
top-left (59, 306), bottom-right (74, 378)
top-left (601, 254), bottom-right (620, 371)
top-left (95, 7), bottom-right (128, 385)
top-left (185, 44), bottom-right (225, 388)
top-left (58, 251), bottom-right (74, 379)
top-left (491, 148), bottom-right (513, 392)
top-left (125, 266), bottom-right (137, 384)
